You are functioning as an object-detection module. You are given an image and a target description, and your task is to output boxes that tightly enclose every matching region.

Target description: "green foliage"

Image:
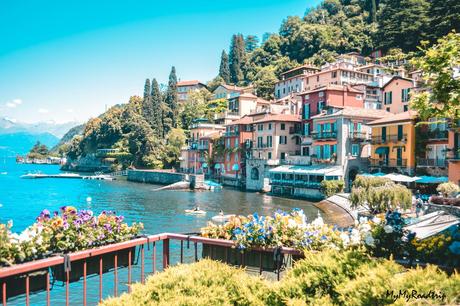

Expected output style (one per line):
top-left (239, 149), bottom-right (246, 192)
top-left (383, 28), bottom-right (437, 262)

top-left (218, 50), bottom-right (231, 84)
top-left (411, 232), bottom-right (455, 265)
top-left (229, 34), bottom-right (247, 85)
top-left (245, 35), bottom-right (259, 53)
top-left (320, 179), bottom-right (345, 197)
top-left (150, 79), bottom-right (164, 138)
top-left (161, 128), bottom-right (186, 169)
top-left (350, 176), bottom-right (412, 213)
top-left (102, 259), bottom-right (272, 306)
top-left (252, 66), bottom-right (278, 100)
top-left (436, 181), bottom-right (460, 197)
top-left (428, 0), bottom-right (460, 42)
top-left (102, 251), bottom-right (460, 305)
top-left (27, 141), bottom-right (49, 159)
top-left (410, 33), bottom-right (460, 124)
top-left (164, 66), bottom-right (178, 133)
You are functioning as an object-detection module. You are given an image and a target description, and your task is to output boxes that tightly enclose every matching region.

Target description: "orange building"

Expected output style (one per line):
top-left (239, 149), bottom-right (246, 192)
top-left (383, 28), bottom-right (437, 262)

top-left (447, 129), bottom-right (460, 185)
top-left (382, 76), bottom-right (414, 114)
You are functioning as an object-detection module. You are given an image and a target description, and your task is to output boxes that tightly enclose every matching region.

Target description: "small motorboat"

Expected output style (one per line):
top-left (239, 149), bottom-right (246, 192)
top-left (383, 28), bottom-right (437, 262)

top-left (185, 209), bottom-right (207, 215)
top-left (211, 214), bottom-right (235, 223)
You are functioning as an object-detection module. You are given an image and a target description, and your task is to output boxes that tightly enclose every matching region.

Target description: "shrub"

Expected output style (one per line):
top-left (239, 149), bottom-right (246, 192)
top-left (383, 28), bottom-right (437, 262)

top-left (350, 177), bottom-right (412, 213)
top-left (320, 180), bottom-right (345, 197)
top-left (101, 259), bottom-right (272, 306)
top-left (437, 182), bottom-right (460, 197)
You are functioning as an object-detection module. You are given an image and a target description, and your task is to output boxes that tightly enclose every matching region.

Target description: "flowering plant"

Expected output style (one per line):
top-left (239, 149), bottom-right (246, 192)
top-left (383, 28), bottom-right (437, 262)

top-left (0, 207), bottom-right (143, 266)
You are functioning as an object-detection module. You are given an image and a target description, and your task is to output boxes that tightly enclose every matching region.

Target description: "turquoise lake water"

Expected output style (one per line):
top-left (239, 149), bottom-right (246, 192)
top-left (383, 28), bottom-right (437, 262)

top-left (0, 158), bottom-right (321, 305)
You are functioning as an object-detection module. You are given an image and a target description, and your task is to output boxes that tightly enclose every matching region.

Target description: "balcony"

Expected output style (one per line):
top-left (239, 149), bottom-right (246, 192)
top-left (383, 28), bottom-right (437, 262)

top-left (270, 179), bottom-right (321, 189)
top-left (281, 155), bottom-right (311, 166)
top-left (417, 158), bottom-right (447, 167)
top-left (370, 134), bottom-right (407, 144)
top-left (289, 127), bottom-right (302, 135)
top-left (253, 143), bottom-right (271, 149)
top-left (447, 148), bottom-right (460, 161)
top-left (369, 158), bottom-right (407, 168)
top-left (223, 131), bottom-right (239, 137)
top-left (312, 131), bottom-right (337, 141)
top-left (427, 129), bottom-right (448, 141)
top-left (349, 131), bottom-right (369, 142)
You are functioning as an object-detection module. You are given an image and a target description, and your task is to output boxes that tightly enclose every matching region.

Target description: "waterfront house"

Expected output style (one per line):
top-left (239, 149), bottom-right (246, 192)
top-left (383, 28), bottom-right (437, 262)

top-left (211, 84), bottom-right (252, 100)
top-left (311, 107), bottom-right (391, 187)
top-left (299, 84), bottom-right (365, 158)
top-left (368, 110), bottom-right (417, 175)
top-left (382, 76), bottom-right (414, 114)
top-left (416, 118), bottom-right (449, 177)
top-left (177, 80), bottom-right (207, 103)
top-left (447, 125), bottom-right (460, 184)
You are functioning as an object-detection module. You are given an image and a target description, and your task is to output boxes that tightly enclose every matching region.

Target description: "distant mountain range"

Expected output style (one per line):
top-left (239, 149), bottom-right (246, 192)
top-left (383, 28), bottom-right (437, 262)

top-left (0, 117), bottom-right (81, 156)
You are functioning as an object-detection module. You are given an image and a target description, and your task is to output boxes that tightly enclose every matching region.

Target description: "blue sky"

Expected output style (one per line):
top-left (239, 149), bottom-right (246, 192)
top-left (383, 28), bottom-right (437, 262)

top-left (0, 0), bottom-right (320, 123)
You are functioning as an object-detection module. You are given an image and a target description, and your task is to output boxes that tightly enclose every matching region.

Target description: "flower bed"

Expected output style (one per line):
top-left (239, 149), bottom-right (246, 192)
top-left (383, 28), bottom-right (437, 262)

top-left (0, 207), bottom-right (143, 295)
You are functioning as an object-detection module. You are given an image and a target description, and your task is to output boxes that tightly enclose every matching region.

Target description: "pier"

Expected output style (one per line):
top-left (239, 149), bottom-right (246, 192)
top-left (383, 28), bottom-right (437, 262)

top-left (20, 173), bottom-right (116, 180)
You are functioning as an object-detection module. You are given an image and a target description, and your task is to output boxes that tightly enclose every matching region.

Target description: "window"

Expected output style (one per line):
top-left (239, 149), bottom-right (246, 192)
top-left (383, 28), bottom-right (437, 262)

top-left (234, 138), bottom-right (238, 147)
top-left (403, 105), bottom-right (408, 112)
top-left (280, 123), bottom-right (285, 130)
top-left (318, 91), bottom-right (324, 97)
top-left (257, 137), bottom-right (263, 148)
top-left (268, 123), bottom-right (272, 130)
top-left (267, 136), bottom-right (273, 147)
top-left (324, 144), bottom-right (331, 159)
top-left (279, 136), bottom-right (287, 144)
top-left (386, 107), bottom-right (390, 112)
top-left (226, 138), bottom-right (231, 148)
top-left (281, 152), bottom-right (286, 160)
top-left (356, 95), bottom-right (362, 100)
top-left (268, 152), bottom-right (272, 159)
top-left (302, 147), bottom-right (310, 156)
top-left (295, 136), bottom-right (301, 145)
top-left (352, 144), bottom-right (359, 156)
top-left (305, 94), bottom-right (310, 100)
top-left (303, 104), bottom-right (310, 120)
top-left (316, 146), bottom-right (321, 158)
top-left (318, 101), bottom-right (325, 112)
top-left (402, 88), bottom-right (411, 102)
top-left (251, 168), bottom-right (259, 180)
top-left (235, 153), bottom-right (239, 162)
top-left (304, 123), bottom-right (310, 136)
top-left (317, 76), bottom-right (320, 82)
top-left (332, 71), bottom-right (337, 78)
top-left (226, 153), bottom-right (230, 161)
top-left (277, 89), bottom-right (280, 98)
top-left (258, 124), bottom-right (263, 131)
top-left (384, 91), bottom-right (393, 104)
top-left (397, 125), bottom-right (403, 141)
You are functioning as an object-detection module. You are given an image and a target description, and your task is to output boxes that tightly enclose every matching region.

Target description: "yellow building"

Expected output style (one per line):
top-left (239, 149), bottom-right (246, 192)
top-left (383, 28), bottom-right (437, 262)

top-left (368, 110), bottom-right (417, 175)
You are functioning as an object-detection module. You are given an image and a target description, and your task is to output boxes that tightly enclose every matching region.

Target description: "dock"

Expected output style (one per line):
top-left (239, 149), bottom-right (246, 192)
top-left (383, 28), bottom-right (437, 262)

top-left (20, 173), bottom-right (115, 180)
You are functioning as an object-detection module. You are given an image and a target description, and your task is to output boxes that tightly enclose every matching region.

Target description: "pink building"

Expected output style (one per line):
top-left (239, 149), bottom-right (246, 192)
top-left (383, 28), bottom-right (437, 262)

top-left (177, 80), bottom-right (207, 103)
top-left (382, 76), bottom-right (414, 114)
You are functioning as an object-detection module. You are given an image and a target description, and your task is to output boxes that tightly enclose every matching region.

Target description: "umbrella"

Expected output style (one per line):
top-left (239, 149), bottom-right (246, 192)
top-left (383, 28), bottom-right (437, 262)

top-left (416, 175), bottom-right (445, 184)
top-left (383, 173), bottom-right (420, 183)
top-left (373, 172), bottom-right (386, 177)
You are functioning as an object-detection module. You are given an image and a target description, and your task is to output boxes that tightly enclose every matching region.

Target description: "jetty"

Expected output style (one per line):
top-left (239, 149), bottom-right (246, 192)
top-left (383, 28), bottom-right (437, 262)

top-left (20, 173), bottom-right (115, 180)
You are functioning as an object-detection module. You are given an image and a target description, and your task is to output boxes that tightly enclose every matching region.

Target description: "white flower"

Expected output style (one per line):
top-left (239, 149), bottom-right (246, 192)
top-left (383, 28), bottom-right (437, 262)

top-left (384, 225), bottom-right (394, 233)
top-left (350, 229), bottom-right (361, 245)
top-left (360, 223), bottom-right (372, 233)
top-left (364, 234), bottom-right (375, 247)
top-left (340, 232), bottom-right (350, 247)
top-left (287, 219), bottom-right (298, 229)
top-left (7, 219), bottom-right (13, 228)
top-left (359, 216), bottom-right (368, 224)
top-left (312, 216), bottom-right (324, 227)
top-left (372, 217), bottom-right (381, 224)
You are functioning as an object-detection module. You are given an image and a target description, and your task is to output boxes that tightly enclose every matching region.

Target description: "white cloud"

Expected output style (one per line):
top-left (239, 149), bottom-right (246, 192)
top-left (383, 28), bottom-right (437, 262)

top-left (66, 108), bottom-right (74, 113)
top-left (5, 99), bottom-right (22, 108)
top-left (38, 108), bottom-right (49, 114)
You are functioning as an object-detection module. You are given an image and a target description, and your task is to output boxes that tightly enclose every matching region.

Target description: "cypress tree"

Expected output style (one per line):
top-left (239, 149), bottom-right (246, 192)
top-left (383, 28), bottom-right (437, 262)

top-left (229, 34), bottom-right (246, 85)
top-left (164, 66), bottom-right (178, 133)
top-left (142, 78), bottom-right (154, 126)
top-left (244, 35), bottom-right (259, 52)
top-left (151, 78), bottom-right (163, 137)
top-left (219, 50), bottom-right (231, 84)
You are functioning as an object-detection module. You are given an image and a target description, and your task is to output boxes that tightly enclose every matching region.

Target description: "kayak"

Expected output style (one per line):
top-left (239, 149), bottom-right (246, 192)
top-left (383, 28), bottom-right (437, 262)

top-left (211, 214), bottom-right (235, 223)
top-left (185, 209), bottom-right (207, 215)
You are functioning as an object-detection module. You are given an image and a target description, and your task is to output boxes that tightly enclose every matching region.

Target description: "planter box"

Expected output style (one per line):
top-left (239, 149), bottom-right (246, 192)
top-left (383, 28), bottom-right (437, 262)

top-left (202, 244), bottom-right (301, 271)
top-left (0, 268), bottom-right (48, 300)
top-left (51, 246), bottom-right (136, 283)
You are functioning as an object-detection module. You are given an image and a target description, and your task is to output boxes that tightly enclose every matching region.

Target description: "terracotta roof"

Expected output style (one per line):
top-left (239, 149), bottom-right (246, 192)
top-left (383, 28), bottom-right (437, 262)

top-left (311, 107), bottom-right (391, 120)
top-left (177, 80), bottom-right (205, 87)
top-left (225, 115), bottom-right (254, 126)
top-left (220, 84), bottom-right (246, 91)
top-left (382, 76), bottom-right (414, 88)
top-left (368, 110), bottom-right (418, 125)
top-left (299, 84), bottom-right (364, 96)
top-left (253, 114), bottom-right (301, 124)
top-left (201, 131), bottom-right (222, 139)
top-left (280, 64), bottom-right (320, 76)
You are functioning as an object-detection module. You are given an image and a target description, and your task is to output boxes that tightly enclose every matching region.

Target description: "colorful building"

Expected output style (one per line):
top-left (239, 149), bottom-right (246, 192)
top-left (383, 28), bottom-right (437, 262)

top-left (368, 110), bottom-right (418, 175)
top-left (177, 80), bottom-right (207, 103)
top-left (416, 118), bottom-right (448, 176)
top-left (447, 128), bottom-right (460, 185)
top-left (211, 84), bottom-right (252, 100)
top-left (214, 93), bottom-right (270, 125)
top-left (274, 64), bottom-right (319, 99)
top-left (382, 76), bottom-right (414, 114)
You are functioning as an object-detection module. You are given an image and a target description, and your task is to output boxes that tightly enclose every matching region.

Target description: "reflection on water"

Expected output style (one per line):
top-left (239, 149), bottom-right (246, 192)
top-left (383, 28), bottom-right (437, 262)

top-left (0, 159), bottom-right (323, 305)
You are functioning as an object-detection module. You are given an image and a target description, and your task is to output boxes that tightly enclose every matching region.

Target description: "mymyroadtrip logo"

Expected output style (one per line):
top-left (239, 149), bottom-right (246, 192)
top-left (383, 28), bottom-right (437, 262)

top-left (386, 289), bottom-right (447, 303)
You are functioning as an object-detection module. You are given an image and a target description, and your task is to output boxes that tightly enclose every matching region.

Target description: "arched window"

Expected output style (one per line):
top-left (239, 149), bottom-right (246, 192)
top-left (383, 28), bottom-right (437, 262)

top-left (251, 167), bottom-right (259, 180)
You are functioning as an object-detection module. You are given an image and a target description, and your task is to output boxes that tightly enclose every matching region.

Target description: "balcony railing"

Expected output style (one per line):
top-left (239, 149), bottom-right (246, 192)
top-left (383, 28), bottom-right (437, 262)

top-left (270, 179), bottom-right (321, 189)
top-left (427, 129), bottom-right (448, 140)
top-left (223, 131), bottom-right (239, 137)
top-left (312, 131), bottom-right (337, 140)
top-left (0, 233), bottom-right (302, 306)
top-left (370, 134), bottom-right (407, 144)
top-left (369, 158), bottom-right (407, 167)
top-left (289, 127), bottom-right (302, 135)
top-left (416, 158), bottom-right (447, 167)
top-left (349, 131), bottom-right (369, 141)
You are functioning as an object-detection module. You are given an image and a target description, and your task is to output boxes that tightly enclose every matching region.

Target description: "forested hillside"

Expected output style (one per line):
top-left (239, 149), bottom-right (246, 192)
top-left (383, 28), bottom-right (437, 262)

top-left (215, 0), bottom-right (460, 99)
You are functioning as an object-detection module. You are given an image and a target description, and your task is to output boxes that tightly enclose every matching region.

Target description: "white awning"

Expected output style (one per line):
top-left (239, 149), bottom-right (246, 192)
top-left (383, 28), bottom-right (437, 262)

top-left (383, 173), bottom-right (420, 183)
top-left (269, 165), bottom-right (343, 176)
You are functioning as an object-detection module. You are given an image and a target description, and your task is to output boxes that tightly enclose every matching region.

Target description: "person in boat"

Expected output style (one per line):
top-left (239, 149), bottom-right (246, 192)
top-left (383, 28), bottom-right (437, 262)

top-left (193, 206), bottom-right (200, 212)
top-left (219, 210), bottom-right (224, 216)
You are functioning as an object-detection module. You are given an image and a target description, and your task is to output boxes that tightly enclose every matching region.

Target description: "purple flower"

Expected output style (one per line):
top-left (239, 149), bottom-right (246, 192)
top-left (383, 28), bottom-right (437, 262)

top-left (104, 223), bottom-right (112, 233)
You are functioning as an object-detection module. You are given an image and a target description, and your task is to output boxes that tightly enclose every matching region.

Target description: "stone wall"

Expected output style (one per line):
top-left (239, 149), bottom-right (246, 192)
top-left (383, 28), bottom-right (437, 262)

top-left (128, 170), bottom-right (186, 185)
top-left (425, 203), bottom-right (460, 218)
top-left (245, 159), bottom-right (272, 191)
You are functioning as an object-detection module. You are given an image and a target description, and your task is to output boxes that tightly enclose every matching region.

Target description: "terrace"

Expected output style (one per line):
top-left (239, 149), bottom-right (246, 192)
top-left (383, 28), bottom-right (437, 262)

top-left (370, 134), bottom-right (407, 144)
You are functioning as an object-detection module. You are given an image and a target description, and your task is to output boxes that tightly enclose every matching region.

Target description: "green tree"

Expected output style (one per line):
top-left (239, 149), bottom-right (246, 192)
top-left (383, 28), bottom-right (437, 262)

top-left (253, 66), bottom-right (278, 100)
top-left (206, 76), bottom-right (225, 92)
top-left (229, 34), bottom-right (246, 84)
top-left (27, 141), bottom-right (50, 159)
top-left (179, 89), bottom-right (210, 131)
top-left (244, 35), bottom-right (259, 52)
top-left (162, 128), bottom-right (186, 169)
top-left (428, 0), bottom-right (460, 42)
top-left (375, 0), bottom-right (430, 52)
top-left (164, 66), bottom-right (178, 133)
top-left (410, 33), bottom-right (460, 125)
top-left (219, 50), bottom-right (231, 84)
top-left (142, 79), bottom-right (154, 126)
top-left (150, 78), bottom-right (164, 137)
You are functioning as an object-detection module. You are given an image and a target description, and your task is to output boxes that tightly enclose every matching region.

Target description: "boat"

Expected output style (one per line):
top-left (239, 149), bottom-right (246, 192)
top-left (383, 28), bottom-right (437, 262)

top-left (185, 209), bottom-right (207, 215)
top-left (211, 214), bottom-right (235, 223)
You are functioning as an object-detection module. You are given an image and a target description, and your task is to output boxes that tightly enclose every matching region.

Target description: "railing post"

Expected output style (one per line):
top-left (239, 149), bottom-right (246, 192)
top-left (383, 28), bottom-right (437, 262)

top-left (162, 239), bottom-right (170, 269)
